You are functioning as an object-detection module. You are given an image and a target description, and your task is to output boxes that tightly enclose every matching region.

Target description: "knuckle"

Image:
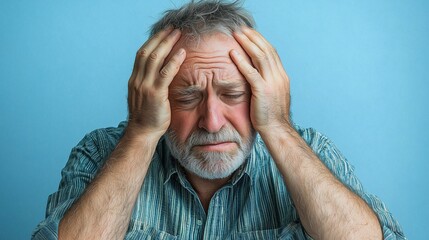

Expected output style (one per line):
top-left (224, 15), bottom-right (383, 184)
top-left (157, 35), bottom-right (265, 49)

top-left (272, 47), bottom-right (279, 55)
top-left (247, 67), bottom-right (259, 76)
top-left (128, 76), bottom-right (136, 88)
top-left (128, 80), bottom-right (140, 91)
top-left (159, 67), bottom-right (170, 78)
top-left (269, 49), bottom-right (279, 61)
top-left (255, 52), bottom-right (267, 60)
top-left (159, 55), bottom-right (182, 78)
top-left (168, 56), bottom-right (182, 67)
top-left (260, 45), bottom-right (271, 54)
top-left (151, 31), bottom-right (163, 41)
top-left (137, 48), bottom-right (149, 57)
top-left (159, 38), bottom-right (169, 46)
top-left (149, 52), bottom-right (159, 61)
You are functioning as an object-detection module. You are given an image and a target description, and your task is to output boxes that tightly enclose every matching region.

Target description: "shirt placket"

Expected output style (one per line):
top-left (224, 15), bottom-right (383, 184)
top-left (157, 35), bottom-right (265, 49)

top-left (202, 186), bottom-right (230, 240)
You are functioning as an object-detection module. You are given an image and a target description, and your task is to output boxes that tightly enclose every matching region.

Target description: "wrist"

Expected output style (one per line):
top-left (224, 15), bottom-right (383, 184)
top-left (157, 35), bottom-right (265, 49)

top-left (122, 126), bottom-right (164, 148)
top-left (124, 122), bottom-right (165, 142)
top-left (114, 127), bottom-right (161, 167)
top-left (257, 122), bottom-right (296, 141)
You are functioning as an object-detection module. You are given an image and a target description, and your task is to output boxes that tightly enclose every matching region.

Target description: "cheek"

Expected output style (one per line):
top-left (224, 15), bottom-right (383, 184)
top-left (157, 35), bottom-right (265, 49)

top-left (227, 103), bottom-right (252, 135)
top-left (170, 110), bottom-right (198, 143)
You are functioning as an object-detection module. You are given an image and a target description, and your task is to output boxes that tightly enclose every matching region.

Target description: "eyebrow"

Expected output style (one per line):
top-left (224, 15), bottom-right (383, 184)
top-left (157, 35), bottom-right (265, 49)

top-left (170, 85), bottom-right (202, 96)
top-left (170, 80), bottom-right (248, 97)
top-left (215, 80), bottom-right (247, 89)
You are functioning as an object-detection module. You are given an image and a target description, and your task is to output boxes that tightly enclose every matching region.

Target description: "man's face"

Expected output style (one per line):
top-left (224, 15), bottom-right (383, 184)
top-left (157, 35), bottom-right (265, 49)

top-left (166, 32), bottom-right (256, 180)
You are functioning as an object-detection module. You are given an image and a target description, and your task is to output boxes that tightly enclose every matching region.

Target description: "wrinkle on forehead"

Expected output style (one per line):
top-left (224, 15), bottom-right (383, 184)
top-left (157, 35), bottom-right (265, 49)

top-left (175, 63), bottom-right (245, 86)
top-left (180, 57), bottom-right (234, 70)
top-left (183, 54), bottom-right (232, 62)
top-left (168, 32), bottom-right (250, 89)
top-left (170, 78), bottom-right (248, 96)
top-left (167, 32), bottom-right (249, 64)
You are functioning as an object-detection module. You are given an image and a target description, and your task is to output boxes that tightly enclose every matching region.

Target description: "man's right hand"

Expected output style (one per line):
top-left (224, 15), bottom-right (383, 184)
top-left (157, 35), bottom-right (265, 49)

top-left (127, 27), bottom-right (186, 140)
top-left (59, 29), bottom-right (186, 239)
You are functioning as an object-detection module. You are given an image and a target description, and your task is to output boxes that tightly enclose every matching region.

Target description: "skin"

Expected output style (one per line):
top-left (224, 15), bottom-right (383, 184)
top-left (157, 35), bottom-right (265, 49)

top-left (58, 27), bottom-right (186, 239)
top-left (168, 33), bottom-right (253, 145)
top-left (231, 28), bottom-right (382, 239)
top-left (167, 34), bottom-right (254, 208)
top-left (58, 27), bottom-right (383, 239)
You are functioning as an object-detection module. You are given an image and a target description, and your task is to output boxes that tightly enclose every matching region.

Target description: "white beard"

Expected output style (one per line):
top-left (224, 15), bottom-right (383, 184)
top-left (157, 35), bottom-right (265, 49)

top-left (165, 125), bottom-right (256, 180)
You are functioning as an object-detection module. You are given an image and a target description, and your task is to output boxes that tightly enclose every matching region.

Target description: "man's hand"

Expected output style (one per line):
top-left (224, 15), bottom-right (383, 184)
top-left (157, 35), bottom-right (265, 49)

top-left (59, 28), bottom-right (186, 240)
top-left (230, 27), bottom-right (291, 135)
top-left (127, 27), bottom-right (186, 139)
top-left (231, 27), bottom-right (382, 239)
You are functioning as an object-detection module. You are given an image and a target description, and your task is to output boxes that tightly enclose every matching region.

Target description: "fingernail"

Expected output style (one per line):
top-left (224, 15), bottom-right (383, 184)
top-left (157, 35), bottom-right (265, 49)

top-left (177, 48), bottom-right (185, 55)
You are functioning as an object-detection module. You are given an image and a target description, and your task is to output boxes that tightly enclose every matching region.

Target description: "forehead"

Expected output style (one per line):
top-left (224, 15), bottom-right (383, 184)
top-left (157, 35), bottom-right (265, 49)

top-left (169, 32), bottom-right (250, 87)
top-left (173, 32), bottom-right (245, 58)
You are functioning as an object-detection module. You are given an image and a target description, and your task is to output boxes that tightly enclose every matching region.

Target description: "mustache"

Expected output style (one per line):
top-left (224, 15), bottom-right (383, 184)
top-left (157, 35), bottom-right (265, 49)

top-left (186, 127), bottom-right (242, 147)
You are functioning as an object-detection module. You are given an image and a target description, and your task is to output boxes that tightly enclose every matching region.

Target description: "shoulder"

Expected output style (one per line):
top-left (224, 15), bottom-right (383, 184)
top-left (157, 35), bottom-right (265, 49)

top-left (253, 125), bottom-right (336, 159)
top-left (255, 125), bottom-right (353, 176)
top-left (294, 125), bottom-right (356, 177)
top-left (294, 125), bottom-right (334, 153)
top-left (84, 121), bottom-right (127, 144)
top-left (67, 121), bottom-right (128, 168)
top-left (87, 121), bottom-right (126, 145)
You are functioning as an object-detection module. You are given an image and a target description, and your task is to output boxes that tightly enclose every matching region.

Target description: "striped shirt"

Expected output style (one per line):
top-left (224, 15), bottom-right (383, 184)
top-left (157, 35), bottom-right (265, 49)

top-left (32, 121), bottom-right (406, 239)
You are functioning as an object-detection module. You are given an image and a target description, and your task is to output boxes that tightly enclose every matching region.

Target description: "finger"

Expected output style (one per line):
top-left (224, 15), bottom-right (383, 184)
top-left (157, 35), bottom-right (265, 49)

top-left (242, 27), bottom-right (272, 52)
top-left (233, 31), bottom-right (273, 78)
top-left (230, 49), bottom-right (264, 92)
top-left (144, 29), bottom-right (182, 85)
top-left (269, 43), bottom-right (290, 84)
top-left (131, 27), bottom-right (174, 80)
top-left (242, 28), bottom-right (280, 64)
top-left (156, 48), bottom-right (186, 89)
top-left (242, 27), bottom-right (279, 70)
top-left (241, 27), bottom-right (288, 83)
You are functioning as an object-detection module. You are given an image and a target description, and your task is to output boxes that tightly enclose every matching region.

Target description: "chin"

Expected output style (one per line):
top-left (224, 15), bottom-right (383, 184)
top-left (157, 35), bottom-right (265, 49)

top-left (178, 151), bottom-right (247, 180)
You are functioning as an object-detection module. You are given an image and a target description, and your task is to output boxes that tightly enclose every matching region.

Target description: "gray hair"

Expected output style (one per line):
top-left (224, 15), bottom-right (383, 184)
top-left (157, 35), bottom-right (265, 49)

top-left (150, 0), bottom-right (255, 42)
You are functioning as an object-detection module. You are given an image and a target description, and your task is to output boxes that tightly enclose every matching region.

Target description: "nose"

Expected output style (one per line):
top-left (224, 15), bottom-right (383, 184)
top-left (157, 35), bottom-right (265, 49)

top-left (198, 95), bottom-right (226, 133)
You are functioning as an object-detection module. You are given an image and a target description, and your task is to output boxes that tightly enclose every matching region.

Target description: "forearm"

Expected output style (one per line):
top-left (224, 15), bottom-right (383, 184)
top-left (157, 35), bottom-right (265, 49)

top-left (58, 132), bottom-right (159, 239)
top-left (260, 125), bottom-right (382, 239)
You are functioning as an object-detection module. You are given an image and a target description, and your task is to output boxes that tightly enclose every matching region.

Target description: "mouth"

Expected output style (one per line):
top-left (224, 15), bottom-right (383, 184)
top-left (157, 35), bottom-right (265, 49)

top-left (193, 141), bottom-right (237, 152)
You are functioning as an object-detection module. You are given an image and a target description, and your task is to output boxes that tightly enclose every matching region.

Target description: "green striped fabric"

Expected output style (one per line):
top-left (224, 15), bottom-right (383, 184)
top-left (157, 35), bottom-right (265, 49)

top-left (32, 121), bottom-right (405, 239)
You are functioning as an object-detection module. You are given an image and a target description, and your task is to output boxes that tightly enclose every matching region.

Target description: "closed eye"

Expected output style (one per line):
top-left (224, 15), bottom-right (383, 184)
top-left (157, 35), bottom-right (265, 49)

top-left (176, 97), bottom-right (199, 105)
top-left (223, 93), bottom-right (245, 99)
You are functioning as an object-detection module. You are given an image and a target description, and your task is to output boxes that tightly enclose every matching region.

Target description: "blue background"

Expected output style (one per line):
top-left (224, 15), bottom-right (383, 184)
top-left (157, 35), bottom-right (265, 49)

top-left (1, 0), bottom-right (427, 239)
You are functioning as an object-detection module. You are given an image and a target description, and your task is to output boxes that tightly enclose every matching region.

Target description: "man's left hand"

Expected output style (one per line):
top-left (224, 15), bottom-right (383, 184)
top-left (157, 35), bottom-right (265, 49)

top-left (230, 27), bottom-right (291, 135)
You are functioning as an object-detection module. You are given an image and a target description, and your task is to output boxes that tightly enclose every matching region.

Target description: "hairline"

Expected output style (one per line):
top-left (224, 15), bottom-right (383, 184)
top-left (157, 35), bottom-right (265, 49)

top-left (149, 0), bottom-right (255, 43)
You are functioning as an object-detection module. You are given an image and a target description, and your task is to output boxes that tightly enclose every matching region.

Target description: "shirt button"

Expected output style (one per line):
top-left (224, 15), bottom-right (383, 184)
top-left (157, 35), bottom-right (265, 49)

top-left (196, 220), bottom-right (203, 226)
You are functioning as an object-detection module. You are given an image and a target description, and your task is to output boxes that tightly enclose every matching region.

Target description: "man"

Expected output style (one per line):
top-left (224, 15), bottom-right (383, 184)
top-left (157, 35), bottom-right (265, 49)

top-left (33, 1), bottom-right (405, 239)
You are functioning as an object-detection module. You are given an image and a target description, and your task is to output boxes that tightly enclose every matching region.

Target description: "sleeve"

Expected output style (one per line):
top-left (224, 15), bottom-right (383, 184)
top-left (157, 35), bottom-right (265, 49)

top-left (32, 132), bottom-right (106, 240)
top-left (303, 128), bottom-right (406, 240)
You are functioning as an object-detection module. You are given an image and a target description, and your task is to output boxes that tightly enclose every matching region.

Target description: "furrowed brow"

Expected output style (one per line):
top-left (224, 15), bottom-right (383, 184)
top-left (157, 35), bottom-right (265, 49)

top-left (215, 80), bottom-right (247, 90)
top-left (170, 85), bottom-right (202, 96)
